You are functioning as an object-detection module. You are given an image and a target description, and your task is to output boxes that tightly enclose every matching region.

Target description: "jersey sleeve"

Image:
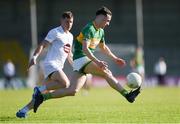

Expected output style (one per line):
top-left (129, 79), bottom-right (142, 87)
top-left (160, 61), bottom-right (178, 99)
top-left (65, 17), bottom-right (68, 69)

top-left (44, 29), bottom-right (56, 43)
top-left (82, 27), bottom-right (92, 42)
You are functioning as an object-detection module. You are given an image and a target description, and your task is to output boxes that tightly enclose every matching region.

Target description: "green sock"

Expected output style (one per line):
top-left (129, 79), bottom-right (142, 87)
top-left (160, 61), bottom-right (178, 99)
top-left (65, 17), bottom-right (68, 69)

top-left (42, 93), bottom-right (52, 101)
top-left (120, 89), bottom-right (128, 97)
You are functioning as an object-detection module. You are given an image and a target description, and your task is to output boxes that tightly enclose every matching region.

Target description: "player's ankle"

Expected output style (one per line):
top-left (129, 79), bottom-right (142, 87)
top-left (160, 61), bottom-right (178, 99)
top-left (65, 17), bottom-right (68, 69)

top-left (42, 93), bottom-right (52, 101)
top-left (120, 89), bottom-right (128, 97)
top-left (38, 85), bottom-right (47, 93)
top-left (20, 106), bottom-right (29, 113)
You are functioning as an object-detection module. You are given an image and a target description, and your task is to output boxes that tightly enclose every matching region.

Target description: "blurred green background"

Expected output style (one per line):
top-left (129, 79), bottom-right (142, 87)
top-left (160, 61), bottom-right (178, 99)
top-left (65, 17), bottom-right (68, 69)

top-left (0, 0), bottom-right (179, 86)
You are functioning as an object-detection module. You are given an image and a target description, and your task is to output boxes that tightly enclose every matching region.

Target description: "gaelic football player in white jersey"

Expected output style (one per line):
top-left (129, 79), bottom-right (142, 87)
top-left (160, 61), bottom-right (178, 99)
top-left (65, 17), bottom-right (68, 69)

top-left (16, 11), bottom-right (74, 118)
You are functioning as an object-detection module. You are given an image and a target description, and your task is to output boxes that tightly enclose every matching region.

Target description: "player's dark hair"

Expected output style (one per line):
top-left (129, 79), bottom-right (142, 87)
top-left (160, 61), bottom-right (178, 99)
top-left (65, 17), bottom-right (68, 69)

top-left (96, 6), bottom-right (112, 16)
top-left (61, 11), bottom-right (73, 19)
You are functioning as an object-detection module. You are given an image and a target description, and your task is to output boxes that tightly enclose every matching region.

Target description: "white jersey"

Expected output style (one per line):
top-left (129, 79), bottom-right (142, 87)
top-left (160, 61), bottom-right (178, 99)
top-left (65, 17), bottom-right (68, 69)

top-left (43, 26), bottom-right (73, 69)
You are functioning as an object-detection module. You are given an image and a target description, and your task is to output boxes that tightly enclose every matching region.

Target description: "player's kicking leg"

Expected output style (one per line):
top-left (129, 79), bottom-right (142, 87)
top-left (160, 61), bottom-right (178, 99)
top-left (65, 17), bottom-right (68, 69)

top-left (84, 62), bottom-right (141, 103)
top-left (125, 86), bottom-right (141, 103)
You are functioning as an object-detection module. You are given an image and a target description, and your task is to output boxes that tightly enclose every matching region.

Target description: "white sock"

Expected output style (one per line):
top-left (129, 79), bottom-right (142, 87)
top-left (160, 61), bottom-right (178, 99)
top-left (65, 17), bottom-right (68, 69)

top-left (20, 106), bottom-right (29, 113)
top-left (38, 85), bottom-right (47, 92)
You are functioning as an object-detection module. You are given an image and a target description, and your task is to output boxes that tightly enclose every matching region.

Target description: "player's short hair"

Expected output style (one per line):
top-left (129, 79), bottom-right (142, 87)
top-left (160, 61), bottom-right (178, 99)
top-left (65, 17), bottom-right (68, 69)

top-left (96, 6), bottom-right (112, 16)
top-left (61, 11), bottom-right (73, 19)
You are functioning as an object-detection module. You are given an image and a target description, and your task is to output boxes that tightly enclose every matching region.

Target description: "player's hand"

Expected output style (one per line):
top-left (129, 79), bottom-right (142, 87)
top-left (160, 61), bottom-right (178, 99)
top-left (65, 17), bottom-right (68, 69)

top-left (115, 58), bottom-right (126, 67)
top-left (27, 57), bottom-right (37, 71)
top-left (96, 60), bottom-right (108, 70)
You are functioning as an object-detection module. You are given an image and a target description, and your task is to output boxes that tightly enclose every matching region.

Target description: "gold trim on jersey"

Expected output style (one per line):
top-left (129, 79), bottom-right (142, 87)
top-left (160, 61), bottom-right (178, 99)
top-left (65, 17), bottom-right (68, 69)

top-left (76, 32), bottom-right (101, 49)
top-left (89, 38), bottom-right (100, 49)
top-left (76, 32), bottom-right (84, 43)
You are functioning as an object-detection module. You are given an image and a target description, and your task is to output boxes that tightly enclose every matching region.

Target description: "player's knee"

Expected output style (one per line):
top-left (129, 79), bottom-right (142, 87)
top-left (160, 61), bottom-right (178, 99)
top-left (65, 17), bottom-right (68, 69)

top-left (61, 81), bottom-right (70, 88)
top-left (65, 81), bottom-right (70, 88)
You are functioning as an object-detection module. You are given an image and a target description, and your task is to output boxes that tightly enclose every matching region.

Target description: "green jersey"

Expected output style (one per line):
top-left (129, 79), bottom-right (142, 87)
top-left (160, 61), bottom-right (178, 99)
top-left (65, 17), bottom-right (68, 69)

top-left (73, 22), bottom-right (105, 60)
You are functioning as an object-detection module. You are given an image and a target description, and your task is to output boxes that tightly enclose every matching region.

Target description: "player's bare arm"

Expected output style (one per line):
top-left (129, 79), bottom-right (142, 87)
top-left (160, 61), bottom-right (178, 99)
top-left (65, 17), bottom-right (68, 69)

top-left (99, 42), bottom-right (126, 67)
top-left (67, 50), bottom-right (73, 66)
top-left (28, 40), bottom-right (50, 70)
top-left (82, 40), bottom-right (108, 69)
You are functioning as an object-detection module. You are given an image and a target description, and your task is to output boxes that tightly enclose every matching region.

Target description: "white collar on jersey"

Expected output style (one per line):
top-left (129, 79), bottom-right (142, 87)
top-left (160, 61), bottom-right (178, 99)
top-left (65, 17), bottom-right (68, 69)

top-left (58, 26), bottom-right (69, 34)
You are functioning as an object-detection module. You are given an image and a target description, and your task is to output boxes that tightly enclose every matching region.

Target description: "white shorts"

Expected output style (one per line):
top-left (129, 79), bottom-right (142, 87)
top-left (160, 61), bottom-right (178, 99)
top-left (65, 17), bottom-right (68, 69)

top-left (43, 64), bottom-right (63, 79)
top-left (73, 56), bottom-right (91, 72)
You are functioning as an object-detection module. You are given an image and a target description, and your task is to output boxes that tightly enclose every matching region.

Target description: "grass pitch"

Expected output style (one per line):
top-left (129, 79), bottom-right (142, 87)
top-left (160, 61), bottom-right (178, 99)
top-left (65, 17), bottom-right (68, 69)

top-left (0, 87), bottom-right (180, 123)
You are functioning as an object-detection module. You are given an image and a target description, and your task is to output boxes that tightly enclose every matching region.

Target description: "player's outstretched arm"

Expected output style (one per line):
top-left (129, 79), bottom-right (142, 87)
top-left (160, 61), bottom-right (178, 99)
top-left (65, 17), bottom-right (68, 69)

top-left (27, 40), bottom-right (50, 70)
top-left (99, 43), bottom-right (126, 67)
top-left (82, 40), bottom-right (108, 69)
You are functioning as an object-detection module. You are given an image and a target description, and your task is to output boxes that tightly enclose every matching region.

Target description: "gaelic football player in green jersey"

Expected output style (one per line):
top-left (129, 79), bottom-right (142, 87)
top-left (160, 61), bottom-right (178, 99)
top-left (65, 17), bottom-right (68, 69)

top-left (33, 6), bottom-right (141, 113)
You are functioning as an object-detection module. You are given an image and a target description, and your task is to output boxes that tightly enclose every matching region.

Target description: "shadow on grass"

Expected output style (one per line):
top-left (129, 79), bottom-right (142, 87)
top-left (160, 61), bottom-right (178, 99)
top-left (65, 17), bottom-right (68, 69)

top-left (0, 116), bottom-right (17, 122)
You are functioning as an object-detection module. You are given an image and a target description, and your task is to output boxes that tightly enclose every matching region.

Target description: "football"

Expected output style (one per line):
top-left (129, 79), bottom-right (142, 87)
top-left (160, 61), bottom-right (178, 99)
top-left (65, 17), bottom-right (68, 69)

top-left (126, 72), bottom-right (142, 89)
